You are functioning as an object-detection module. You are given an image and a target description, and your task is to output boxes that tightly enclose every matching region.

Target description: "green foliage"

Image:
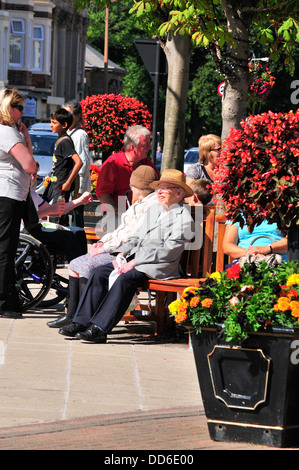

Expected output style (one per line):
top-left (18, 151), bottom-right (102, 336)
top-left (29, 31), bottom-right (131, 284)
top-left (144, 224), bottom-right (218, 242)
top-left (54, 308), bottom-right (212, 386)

top-left (186, 54), bottom-right (223, 141)
top-left (169, 261), bottom-right (299, 345)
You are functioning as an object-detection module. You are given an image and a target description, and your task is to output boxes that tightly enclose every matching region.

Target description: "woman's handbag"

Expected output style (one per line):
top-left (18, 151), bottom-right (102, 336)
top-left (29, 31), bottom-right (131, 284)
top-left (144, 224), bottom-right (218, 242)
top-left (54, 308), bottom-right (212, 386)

top-left (238, 235), bottom-right (282, 267)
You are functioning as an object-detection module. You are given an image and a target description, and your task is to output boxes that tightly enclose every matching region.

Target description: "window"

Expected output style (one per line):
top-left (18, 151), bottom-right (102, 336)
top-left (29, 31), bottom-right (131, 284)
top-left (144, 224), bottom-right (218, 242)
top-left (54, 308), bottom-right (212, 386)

top-left (9, 19), bottom-right (25, 66)
top-left (32, 26), bottom-right (44, 71)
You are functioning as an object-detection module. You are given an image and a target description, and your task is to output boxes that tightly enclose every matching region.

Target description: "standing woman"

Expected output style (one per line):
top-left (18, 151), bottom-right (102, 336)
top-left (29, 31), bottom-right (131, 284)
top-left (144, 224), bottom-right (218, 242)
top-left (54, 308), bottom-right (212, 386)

top-left (64, 100), bottom-right (91, 228)
top-left (0, 88), bottom-right (36, 317)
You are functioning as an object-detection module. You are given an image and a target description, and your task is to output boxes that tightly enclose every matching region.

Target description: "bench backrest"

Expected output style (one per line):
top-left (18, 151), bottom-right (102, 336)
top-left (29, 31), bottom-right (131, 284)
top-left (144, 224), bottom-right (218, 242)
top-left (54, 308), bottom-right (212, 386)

top-left (179, 208), bottom-right (232, 279)
top-left (179, 205), bottom-right (216, 278)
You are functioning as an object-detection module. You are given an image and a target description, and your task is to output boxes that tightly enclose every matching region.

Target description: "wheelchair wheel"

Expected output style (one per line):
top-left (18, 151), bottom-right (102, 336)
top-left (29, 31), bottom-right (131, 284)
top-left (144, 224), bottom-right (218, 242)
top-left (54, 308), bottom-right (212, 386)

top-left (38, 253), bottom-right (69, 308)
top-left (15, 233), bottom-right (54, 311)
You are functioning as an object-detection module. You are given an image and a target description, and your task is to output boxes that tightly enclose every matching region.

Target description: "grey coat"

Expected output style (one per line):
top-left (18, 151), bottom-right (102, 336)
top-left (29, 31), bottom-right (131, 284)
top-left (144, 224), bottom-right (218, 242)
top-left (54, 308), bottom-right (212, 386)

top-left (116, 202), bottom-right (194, 280)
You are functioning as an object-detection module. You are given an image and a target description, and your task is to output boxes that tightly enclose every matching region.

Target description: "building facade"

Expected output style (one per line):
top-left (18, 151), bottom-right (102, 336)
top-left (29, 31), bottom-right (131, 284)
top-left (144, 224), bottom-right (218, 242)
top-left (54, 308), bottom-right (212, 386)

top-left (0, 0), bottom-right (88, 123)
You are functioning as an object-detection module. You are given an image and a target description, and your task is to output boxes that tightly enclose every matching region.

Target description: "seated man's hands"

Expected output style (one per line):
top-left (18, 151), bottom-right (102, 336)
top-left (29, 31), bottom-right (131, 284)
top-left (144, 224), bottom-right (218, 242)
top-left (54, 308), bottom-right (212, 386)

top-left (112, 254), bottom-right (136, 273)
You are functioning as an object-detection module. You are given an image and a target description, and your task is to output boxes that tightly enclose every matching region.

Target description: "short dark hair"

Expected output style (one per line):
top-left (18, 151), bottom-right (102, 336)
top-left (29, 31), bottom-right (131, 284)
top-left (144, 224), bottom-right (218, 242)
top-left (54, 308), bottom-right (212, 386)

top-left (190, 179), bottom-right (212, 205)
top-left (51, 107), bottom-right (73, 129)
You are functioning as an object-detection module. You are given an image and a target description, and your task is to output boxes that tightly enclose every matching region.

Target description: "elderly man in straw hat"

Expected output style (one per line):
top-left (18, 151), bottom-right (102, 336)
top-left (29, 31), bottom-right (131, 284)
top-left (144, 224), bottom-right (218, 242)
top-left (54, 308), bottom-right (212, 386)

top-left (59, 169), bottom-right (194, 343)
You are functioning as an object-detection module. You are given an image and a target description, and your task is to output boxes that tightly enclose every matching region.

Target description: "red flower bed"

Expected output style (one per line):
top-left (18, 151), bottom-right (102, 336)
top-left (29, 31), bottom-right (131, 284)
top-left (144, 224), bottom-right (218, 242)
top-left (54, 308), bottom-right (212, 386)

top-left (81, 94), bottom-right (152, 155)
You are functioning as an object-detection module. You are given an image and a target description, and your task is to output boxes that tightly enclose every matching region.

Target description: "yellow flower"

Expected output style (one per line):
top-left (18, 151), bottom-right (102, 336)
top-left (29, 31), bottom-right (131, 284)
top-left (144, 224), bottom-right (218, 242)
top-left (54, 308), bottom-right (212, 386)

top-left (182, 286), bottom-right (197, 298)
top-left (168, 299), bottom-right (181, 314)
top-left (287, 274), bottom-right (299, 287)
top-left (169, 299), bottom-right (189, 324)
top-left (210, 272), bottom-right (221, 282)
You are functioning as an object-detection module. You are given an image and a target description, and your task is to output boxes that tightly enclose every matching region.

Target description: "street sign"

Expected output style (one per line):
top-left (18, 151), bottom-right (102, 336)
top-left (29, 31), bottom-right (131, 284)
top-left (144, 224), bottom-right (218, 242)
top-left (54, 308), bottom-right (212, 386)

top-left (134, 38), bottom-right (167, 84)
top-left (217, 81), bottom-right (225, 97)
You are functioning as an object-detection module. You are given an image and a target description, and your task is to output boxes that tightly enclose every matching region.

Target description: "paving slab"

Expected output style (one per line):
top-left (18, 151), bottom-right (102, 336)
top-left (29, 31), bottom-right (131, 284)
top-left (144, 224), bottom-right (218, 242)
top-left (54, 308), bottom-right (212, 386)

top-left (0, 305), bottom-right (295, 450)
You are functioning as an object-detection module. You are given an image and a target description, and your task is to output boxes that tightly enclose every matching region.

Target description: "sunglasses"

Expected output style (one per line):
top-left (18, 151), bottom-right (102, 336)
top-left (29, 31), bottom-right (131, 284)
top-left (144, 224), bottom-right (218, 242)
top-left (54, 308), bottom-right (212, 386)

top-left (12, 104), bottom-right (24, 112)
top-left (211, 147), bottom-right (221, 152)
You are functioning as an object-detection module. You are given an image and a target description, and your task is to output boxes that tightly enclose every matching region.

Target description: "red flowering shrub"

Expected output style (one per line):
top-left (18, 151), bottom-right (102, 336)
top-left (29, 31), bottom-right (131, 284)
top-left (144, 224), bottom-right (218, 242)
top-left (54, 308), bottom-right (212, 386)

top-left (81, 94), bottom-right (152, 155)
top-left (213, 109), bottom-right (299, 232)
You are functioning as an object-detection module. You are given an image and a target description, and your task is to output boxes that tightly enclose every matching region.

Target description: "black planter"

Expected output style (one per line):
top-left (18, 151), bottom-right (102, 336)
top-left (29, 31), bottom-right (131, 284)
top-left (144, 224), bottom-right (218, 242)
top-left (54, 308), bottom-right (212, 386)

top-left (192, 327), bottom-right (299, 448)
top-left (287, 227), bottom-right (299, 262)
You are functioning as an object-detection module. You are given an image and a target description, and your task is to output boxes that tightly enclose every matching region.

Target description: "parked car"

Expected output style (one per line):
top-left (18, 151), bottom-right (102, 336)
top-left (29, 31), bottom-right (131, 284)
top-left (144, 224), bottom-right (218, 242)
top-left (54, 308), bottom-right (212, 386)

top-left (184, 147), bottom-right (199, 173)
top-left (155, 147), bottom-right (199, 173)
top-left (28, 123), bottom-right (57, 192)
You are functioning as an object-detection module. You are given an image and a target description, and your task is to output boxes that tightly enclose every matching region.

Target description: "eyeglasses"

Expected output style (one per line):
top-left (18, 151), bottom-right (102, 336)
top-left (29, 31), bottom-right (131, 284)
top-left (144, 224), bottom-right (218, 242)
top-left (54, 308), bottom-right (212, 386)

top-left (211, 147), bottom-right (221, 152)
top-left (12, 104), bottom-right (24, 112)
top-left (157, 185), bottom-right (178, 193)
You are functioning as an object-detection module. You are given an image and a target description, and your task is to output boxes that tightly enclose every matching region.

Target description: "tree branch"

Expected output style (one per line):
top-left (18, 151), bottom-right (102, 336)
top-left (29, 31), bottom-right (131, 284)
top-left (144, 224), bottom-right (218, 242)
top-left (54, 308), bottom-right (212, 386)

top-left (242, 0), bottom-right (295, 14)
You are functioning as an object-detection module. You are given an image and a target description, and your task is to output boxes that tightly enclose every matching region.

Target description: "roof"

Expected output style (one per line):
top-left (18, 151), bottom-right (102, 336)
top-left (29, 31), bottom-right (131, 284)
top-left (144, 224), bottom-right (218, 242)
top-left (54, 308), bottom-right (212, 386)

top-left (85, 44), bottom-right (127, 75)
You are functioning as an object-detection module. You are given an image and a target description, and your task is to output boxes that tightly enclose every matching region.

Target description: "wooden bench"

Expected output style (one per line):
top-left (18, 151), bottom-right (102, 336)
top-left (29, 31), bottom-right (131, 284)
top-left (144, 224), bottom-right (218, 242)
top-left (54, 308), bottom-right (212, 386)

top-left (84, 227), bottom-right (98, 243)
top-left (84, 209), bottom-right (229, 335)
top-left (123, 208), bottom-right (230, 334)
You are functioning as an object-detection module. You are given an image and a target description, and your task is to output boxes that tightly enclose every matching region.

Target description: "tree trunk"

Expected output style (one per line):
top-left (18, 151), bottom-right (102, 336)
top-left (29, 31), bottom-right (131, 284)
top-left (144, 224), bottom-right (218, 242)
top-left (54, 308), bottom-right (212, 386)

top-left (161, 32), bottom-right (193, 171)
top-left (221, 0), bottom-right (252, 139)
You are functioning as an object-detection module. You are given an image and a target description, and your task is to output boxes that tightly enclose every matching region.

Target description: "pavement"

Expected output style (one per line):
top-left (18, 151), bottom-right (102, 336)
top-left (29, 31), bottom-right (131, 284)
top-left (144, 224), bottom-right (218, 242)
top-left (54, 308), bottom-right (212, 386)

top-left (0, 299), bottom-right (293, 451)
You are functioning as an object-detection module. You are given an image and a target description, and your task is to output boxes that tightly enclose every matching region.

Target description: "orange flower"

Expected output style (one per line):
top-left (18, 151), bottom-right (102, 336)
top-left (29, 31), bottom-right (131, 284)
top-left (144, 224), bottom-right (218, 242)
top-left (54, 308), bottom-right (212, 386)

top-left (273, 297), bottom-right (290, 312)
top-left (201, 298), bottom-right (213, 308)
top-left (174, 311), bottom-right (188, 324)
top-left (190, 296), bottom-right (200, 308)
top-left (290, 301), bottom-right (299, 318)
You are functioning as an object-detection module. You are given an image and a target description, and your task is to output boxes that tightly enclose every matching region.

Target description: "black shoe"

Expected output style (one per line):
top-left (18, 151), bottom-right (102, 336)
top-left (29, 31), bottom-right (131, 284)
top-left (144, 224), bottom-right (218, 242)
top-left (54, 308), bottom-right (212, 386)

top-left (47, 315), bottom-right (72, 328)
top-left (59, 322), bottom-right (86, 337)
top-left (0, 310), bottom-right (23, 319)
top-left (76, 325), bottom-right (107, 343)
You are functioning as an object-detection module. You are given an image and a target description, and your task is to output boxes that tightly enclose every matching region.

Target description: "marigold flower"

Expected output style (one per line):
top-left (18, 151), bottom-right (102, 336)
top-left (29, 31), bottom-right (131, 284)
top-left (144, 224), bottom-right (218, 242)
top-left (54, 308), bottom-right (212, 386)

top-left (43, 176), bottom-right (51, 187)
top-left (210, 272), bottom-right (221, 282)
top-left (201, 298), bottom-right (213, 308)
top-left (287, 274), bottom-right (299, 287)
top-left (190, 296), bottom-right (200, 308)
top-left (174, 311), bottom-right (188, 324)
top-left (178, 300), bottom-right (189, 315)
top-left (182, 286), bottom-right (197, 299)
top-left (274, 297), bottom-right (291, 312)
top-left (290, 301), bottom-right (299, 317)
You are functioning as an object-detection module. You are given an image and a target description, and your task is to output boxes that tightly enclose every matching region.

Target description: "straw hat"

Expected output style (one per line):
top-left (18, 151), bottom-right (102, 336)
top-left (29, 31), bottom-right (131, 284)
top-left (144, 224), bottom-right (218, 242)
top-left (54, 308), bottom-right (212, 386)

top-left (149, 169), bottom-right (194, 197)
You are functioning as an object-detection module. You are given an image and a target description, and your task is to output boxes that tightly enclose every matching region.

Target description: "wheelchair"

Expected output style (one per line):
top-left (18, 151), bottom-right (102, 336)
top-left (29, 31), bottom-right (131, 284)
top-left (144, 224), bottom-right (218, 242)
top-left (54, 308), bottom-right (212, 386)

top-left (15, 233), bottom-right (69, 311)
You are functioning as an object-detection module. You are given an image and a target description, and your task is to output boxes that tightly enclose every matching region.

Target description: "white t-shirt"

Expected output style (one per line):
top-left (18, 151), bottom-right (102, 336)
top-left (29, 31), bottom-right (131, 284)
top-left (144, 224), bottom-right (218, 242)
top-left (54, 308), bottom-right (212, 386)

top-left (0, 124), bottom-right (31, 201)
top-left (68, 127), bottom-right (91, 193)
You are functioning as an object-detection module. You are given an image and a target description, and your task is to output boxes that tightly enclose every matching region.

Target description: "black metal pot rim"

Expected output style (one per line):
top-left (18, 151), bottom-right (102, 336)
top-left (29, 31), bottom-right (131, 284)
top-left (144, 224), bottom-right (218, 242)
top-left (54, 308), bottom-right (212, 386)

top-left (200, 324), bottom-right (299, 337)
